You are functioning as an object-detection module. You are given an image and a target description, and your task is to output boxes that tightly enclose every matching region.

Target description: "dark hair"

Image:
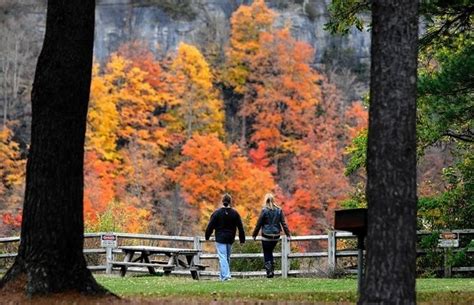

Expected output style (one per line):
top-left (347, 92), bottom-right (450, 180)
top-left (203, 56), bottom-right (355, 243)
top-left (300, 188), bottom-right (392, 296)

top-left (222, 193), bottom-right (232, 206)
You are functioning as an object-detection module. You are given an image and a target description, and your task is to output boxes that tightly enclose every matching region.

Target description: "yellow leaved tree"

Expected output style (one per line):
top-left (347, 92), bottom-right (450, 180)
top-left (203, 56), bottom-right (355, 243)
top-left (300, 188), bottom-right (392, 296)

top-left (87, 63), bottom-right (120, 161)
top-left (167, 43), bottom-right (224, 139)
top-left (224, 0), bottom-right (275, 94)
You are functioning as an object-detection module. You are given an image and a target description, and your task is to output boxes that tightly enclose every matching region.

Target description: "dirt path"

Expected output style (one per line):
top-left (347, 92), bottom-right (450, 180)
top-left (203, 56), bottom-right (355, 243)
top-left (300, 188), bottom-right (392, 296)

top-left (1, 293), bottom-right (472, 305)
top-left (0, 293), bottom-right (354, 305)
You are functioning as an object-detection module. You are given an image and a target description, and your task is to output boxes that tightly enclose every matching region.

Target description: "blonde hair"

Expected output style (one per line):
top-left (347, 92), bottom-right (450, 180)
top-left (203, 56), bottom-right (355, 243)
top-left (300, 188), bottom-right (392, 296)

top-left (263, 193), bottom-right (279, 210)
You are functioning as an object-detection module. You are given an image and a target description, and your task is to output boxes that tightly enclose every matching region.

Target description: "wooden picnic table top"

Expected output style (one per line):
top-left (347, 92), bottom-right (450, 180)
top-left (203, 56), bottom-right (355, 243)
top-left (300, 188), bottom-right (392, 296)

top-left (115, 246), bottom-right (205, 279)
top-left (119, 246), bottom-right (201, 254)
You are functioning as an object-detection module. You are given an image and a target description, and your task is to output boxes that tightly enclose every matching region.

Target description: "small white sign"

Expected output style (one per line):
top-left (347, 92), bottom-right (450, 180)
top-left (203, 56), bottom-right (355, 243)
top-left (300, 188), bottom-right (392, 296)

top-left (101, 233), bottom-right (117, 248)
top-left (438, 232), bottom-right (459, 248)
top-left (438, 239), bottom-right (459, 248)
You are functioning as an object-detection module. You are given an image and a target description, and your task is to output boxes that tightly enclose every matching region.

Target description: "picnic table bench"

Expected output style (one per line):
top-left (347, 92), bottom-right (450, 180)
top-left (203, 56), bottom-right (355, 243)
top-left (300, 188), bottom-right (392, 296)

top-left (111, 246), bottom-right (205, 279)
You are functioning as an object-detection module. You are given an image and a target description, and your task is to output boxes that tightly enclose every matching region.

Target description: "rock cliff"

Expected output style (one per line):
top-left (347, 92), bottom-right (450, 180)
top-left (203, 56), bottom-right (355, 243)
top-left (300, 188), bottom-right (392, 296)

top-left (93, 0), bottom-right (371, 65)
top-left (1, 0), bottom-right (371, 65)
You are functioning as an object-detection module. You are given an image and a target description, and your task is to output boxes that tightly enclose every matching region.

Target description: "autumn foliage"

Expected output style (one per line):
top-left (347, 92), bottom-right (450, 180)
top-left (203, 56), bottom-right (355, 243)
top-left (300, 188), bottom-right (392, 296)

top-left (172, 134), bottom-right (275, 229)
top-left (224, 0), bottom-right (275, 94)
top-left (0, 125), bottom-right (25, 234)
top-left (168, 43), bottom-right (224, 139)
top-left (245, 28), bottom-right (322, 152)
top-left (285, 83), bottom-right (352, 234)
top-left (0, 0), bottom-right (369, 236)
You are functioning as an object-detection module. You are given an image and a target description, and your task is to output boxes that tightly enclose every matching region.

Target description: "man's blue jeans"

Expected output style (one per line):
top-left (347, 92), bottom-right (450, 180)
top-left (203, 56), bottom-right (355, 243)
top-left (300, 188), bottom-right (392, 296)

top-left (216, 242), bottom-right (232, 280)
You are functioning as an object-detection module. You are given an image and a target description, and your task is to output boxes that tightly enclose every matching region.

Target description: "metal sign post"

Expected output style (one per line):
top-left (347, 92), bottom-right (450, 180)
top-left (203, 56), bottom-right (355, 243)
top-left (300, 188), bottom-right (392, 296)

top-left (437, 232), bottom-right (459, 278)
top-left (101, 233), bottom-right (118, 274)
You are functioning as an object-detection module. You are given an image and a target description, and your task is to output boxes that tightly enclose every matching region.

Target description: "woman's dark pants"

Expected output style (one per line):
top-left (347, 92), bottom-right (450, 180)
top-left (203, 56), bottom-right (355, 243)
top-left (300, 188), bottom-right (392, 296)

top-left (262, 240), bottom-right (278, 263)
top-left (262, 240), bottom-right (278, 277)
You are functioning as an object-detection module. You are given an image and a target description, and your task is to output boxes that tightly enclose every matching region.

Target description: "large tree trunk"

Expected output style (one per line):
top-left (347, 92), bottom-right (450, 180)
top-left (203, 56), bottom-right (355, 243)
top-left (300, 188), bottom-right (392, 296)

top-left (0, 0), bottom-right (107, 296)
top-left (359, 0), bottom-right (419, 304)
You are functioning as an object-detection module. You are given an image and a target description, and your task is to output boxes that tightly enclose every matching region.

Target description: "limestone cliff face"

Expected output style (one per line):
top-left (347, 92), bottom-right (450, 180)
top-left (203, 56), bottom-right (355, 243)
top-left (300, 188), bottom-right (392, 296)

top-left (3, 0), bottom-right (371, 64)
top-left (94, 0), bottom-right (235, 60)
top-left (94, 0), bottom-right (371, 64)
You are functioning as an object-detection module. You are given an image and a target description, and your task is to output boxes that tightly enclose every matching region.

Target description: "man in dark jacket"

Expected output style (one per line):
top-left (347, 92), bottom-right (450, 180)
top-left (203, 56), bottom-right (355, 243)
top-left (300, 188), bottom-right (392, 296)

top-left (205, 193), bottom-right (245, 281)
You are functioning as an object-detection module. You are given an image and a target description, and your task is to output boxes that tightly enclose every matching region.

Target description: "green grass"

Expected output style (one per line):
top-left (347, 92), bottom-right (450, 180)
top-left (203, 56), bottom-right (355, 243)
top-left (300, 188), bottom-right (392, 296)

top-left (96, 276), bottom-right (474, 303)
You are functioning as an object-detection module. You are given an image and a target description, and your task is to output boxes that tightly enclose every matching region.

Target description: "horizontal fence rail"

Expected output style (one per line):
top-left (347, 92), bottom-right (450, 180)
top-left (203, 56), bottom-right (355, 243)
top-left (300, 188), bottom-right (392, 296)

top-left (1, 230), bottom-right (473, 277)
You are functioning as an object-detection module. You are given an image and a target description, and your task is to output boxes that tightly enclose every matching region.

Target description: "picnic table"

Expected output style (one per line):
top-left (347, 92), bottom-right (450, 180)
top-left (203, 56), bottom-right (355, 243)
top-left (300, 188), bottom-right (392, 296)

top-left (111, 246), bottom-right (205, 279)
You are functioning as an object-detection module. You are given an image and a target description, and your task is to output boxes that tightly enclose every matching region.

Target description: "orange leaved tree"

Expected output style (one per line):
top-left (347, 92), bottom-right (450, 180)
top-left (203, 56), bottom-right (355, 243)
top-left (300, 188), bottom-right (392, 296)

top-left (284, 82), bottom-right (351, 234)
top-left (223, 0), bottom-right (275, 145)
top-left (171, 134), bottom-right (275, 229)
top-left (246, 28), bottom-right (321, 154)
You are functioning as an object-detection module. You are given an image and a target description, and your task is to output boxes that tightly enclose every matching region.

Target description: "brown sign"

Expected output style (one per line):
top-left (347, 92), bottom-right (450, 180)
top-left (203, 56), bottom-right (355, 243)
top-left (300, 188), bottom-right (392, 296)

top-left (439, 232), bottom-right (458, 240)
top-left (438, 232), bottom-right (459, 248)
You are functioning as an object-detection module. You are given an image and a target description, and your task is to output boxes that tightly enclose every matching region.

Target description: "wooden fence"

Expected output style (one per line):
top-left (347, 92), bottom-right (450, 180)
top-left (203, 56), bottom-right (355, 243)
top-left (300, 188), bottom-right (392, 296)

top-left (1, 230), bottom-right (473, 278)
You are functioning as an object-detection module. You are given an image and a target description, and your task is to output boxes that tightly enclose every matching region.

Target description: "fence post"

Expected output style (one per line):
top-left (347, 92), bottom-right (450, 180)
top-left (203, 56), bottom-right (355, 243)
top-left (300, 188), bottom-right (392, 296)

top-left (193, 236), bottom-right (201, 266)
top-left (281, 235), bottom-right (290, 278)
top-left (327, 230), bottom-right (336, 275)
top-left (444, 248), bottom-right (452, 278)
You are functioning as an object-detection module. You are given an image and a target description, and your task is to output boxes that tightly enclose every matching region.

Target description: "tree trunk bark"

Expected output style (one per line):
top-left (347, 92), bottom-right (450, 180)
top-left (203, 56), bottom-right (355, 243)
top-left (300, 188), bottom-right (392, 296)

top-left (0, 0), bottom-right (108, 296)
top-left (359, 1), bottom-right (419, 304)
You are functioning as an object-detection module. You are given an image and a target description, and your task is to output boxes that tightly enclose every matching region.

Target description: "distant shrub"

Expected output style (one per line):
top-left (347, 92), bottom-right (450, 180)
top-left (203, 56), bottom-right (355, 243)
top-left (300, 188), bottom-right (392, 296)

top-left (85, 200), bottom-right (150, 234)
top-left (231, 241), bottom-right (264, 272)
top-left (416, 232), bottom-right (474, 278)
top-left (231, 240), bottom-right (300, 272)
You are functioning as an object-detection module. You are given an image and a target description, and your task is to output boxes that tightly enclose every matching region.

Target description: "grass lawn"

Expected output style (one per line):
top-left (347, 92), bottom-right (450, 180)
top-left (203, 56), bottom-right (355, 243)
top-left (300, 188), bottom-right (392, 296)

top-left (96, 276), bottom-right (474, 303)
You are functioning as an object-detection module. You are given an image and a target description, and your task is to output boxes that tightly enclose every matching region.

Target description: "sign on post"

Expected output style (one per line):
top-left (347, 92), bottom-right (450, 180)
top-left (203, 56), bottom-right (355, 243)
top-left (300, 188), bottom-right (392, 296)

top-left (438, 232), bottom-right (459, 248)
top-left (101, 233), bottom-right (117, 275)
top-left (101, 233), bottom-right (118, 248)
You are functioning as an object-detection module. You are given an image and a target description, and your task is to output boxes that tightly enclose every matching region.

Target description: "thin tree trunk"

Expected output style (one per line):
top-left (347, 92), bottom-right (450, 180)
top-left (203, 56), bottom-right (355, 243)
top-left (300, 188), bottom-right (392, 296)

top-left (13, 40), bottom-right (19, 101)
top-left (2, 60), bottom-right (9, 128)
top-left (2, 97), bottom-right (7, 129)
top-left (0, 0), bottom-right (108, 296)
top-left (241, 112), bottom-right (247, 148)
top-left (358, 1), bottom-right (419, 304)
